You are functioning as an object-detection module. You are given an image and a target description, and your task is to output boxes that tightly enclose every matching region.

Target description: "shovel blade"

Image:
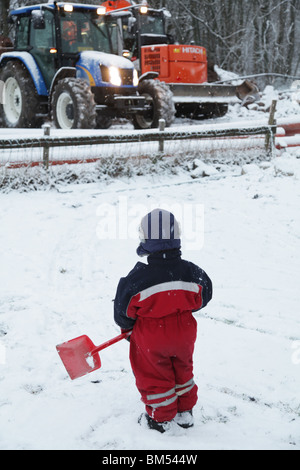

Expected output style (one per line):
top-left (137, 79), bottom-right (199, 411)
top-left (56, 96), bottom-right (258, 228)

top-left (56, 335), bottom-right (101, 380)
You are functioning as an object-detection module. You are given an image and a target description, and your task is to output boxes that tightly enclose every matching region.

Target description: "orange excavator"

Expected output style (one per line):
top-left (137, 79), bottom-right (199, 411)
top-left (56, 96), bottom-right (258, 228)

top-left (100, 0), bottom-right (259, 126)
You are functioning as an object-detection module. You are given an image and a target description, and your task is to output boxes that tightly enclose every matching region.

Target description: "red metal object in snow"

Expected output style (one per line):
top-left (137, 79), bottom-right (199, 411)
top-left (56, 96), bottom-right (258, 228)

top-left (56, 332), bottom-right (130, 380)
top-left (277, 120), bottom-right (300, 137)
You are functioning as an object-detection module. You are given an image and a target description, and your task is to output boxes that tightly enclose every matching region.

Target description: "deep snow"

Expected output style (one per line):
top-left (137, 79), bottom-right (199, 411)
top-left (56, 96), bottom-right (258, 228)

top-left (0, 86), bottom-right (300, 450)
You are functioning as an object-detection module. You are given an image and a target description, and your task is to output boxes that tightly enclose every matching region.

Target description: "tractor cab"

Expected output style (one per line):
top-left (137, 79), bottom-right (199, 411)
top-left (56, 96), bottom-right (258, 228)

top-left (11, 3), bottom-right (122, 89)
top-left (101, 1), bottom-right (171, 65)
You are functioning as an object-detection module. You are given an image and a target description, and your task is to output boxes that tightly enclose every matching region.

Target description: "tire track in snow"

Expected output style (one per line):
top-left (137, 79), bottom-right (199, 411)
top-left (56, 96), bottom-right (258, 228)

top-left (196, 312), bottom-right (300, 342)
top-left (205, 383), bottom-right (300, 419)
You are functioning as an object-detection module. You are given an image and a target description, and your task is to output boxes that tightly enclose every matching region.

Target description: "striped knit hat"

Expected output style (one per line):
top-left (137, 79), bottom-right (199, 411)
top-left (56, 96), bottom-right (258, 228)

top-left (137, 208), bottom-right (181, 257)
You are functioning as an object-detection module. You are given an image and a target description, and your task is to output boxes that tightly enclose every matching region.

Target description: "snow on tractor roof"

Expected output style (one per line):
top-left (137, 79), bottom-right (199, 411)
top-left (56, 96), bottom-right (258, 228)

top-left (10, 3), bottom-right (101, 16)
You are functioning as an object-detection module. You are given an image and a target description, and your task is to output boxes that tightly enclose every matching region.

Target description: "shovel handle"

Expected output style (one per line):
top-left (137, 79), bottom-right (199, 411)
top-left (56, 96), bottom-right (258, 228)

top-left (90, 331), bottom-right (131, 356)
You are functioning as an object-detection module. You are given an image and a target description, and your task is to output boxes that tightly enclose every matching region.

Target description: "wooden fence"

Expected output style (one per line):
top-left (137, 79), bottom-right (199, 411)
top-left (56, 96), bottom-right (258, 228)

top-left (0, 119), bottom-right (277, 169)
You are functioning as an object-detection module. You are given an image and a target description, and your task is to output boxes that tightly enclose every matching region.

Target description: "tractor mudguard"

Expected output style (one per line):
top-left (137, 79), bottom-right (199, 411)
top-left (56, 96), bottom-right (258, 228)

top-left (76, 53), bottom-right (101, 87)
top-left (0, 51), bottom-right (48, 96)
top-left (50, 67), bottom-right (76, 96)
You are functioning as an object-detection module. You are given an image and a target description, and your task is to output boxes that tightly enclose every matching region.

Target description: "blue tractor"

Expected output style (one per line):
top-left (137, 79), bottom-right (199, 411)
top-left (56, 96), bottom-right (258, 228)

top-left (0, 2), bottom-right (171, 129)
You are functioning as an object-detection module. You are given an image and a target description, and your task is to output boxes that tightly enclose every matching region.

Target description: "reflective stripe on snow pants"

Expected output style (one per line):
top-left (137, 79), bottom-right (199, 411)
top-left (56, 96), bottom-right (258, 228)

top-left (145, 379), bottom-right (195, 410)
top-left (146, 378), bottom-right (196, 408)
top-left (175, 378), bottom-right (195, 397)
top-left (146, 387), bottom-right (177, 409)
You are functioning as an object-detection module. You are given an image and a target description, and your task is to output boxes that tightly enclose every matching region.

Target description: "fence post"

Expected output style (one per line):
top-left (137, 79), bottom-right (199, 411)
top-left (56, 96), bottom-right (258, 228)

top-left (43, 124), bottom-right (51, 169)
top-left (265, 99), bottom-right (277, 156)
top-left (158, 118), bottom-right (165, 153)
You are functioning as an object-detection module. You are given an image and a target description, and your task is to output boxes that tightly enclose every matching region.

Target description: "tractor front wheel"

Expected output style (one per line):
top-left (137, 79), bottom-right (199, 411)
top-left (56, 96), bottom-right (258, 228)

top-left (51, 78), bottom-right (96, 129)
top-left (133, 79), bottom-right (175, 129)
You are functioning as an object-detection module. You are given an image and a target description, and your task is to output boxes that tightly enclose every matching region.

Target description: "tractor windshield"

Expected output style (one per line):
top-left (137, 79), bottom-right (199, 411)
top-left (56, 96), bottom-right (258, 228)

top-left (119, 11), bottom-right (167, 59)
top-left (139, 13), bottom-right (164, 36)
top-left (60, 10), bottom-right (119, 54)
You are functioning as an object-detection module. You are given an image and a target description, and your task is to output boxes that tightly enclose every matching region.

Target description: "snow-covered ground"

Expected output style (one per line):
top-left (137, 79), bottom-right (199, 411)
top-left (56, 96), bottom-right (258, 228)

top-left (0, 85), bottom-right (299, 450)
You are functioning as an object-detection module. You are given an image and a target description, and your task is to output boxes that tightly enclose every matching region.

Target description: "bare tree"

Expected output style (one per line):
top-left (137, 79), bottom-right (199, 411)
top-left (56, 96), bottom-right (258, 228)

top-left (148, 0), bottom-right (299, 80)
top-left (0, 0), bottom-right (10, 36)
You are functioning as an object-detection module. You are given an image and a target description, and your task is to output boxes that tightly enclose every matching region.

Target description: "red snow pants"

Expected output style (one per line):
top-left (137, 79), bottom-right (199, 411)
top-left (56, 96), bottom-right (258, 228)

top-left (129, 311), bottom-right (198, 423)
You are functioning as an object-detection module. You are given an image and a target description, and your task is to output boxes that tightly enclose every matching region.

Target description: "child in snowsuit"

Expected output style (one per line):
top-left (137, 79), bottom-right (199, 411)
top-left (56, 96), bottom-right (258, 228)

top-left (114, 208), bottom-right (212, 433)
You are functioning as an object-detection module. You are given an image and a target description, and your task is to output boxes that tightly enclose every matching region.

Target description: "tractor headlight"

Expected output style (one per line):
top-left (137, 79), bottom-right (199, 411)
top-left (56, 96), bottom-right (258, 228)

top-left (63, 3), bottom-right (73, 12)
top-left (140, 2), bottom-right (148, 14)
top-left (133, 69), bottom-right (139, 87)
top-left (109, 66), bottom-right (122, 87)
top-left (97, 6), bottom-right (106, 15)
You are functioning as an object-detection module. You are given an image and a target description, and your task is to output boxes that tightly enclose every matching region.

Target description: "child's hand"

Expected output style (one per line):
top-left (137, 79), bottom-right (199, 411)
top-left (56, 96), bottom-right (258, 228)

top-left (121, 328), bottom-right (133, 342)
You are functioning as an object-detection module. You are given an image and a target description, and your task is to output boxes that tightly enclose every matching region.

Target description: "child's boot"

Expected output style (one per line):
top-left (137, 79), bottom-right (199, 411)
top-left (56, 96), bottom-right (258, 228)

top-left (174, 410), bottom-right (194, 428)
top-left (138, 413), bottom-right (172, 433)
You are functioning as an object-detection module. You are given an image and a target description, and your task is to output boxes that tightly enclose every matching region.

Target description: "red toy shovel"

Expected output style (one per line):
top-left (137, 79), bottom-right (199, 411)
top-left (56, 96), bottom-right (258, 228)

top-left (56, 331), bottom-right (130, 380)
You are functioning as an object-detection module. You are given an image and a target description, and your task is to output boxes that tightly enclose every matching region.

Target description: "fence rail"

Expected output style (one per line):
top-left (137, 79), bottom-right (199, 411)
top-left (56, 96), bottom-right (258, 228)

top-left (0, 120), bottom-right (277, 169)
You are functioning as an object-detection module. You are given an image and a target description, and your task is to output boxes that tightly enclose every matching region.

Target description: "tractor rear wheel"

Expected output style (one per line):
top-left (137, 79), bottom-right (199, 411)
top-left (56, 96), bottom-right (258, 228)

top-left (0, 61), bottom-right (42, 128)
top-left (133, 79), bottom-right (175, 129)
top-left (51, 78), bottom-right (96, 129)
